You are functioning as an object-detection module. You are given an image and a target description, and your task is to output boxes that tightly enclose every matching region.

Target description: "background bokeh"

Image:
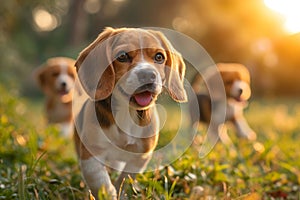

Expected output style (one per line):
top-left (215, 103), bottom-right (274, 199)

top-left (1, 0), bottom-right (299, 97)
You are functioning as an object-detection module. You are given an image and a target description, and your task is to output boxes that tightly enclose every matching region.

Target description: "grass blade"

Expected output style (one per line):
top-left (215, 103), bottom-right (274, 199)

top-left (18, 165), bottom-right (26, 200)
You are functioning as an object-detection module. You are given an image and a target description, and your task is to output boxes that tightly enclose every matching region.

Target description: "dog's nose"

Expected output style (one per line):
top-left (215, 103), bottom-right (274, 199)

top-left (238, 88), bottom-right (243, 95)
top-left (137, 69), bottom-right (157, 84)
top-left (61, 82), bottom-right (67, 88)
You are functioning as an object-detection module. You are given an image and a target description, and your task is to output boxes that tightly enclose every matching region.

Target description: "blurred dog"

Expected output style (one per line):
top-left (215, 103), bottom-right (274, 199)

top-left (35, 57), bottom-right (76, 137)
top-left (73, 27), bottom-right (187, 199)
top-left (191, 63), bottom-right (256, 141)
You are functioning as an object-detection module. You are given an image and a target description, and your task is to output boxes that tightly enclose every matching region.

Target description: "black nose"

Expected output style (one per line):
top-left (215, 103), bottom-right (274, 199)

top-left (61, 82), bottom-right (67, 88)
top-left (137, 69), bottom-right (157, 84)
top-left (238, 88), bottom-right (243, 95)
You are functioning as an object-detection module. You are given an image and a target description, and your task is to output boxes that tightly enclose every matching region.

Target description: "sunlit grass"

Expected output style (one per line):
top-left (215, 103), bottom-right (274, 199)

top-left (0, 86), bottom-right (87, 199)
top-left (0, 85), bottom-right (299, 199)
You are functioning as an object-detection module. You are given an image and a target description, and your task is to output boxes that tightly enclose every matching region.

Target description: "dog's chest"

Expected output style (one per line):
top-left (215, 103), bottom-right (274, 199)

top-left (105, 109), bottom-right (159, 150)
top-left (46, 99), bottom-right (71, 123)
top-left (105, 125), bottom-right (142, 149)
top-left (87, 123), bottom-right (158, 163)
top-left (226, 99), bottom-right (247, 120)
top-left (77, 99), bottom-right (159, 162)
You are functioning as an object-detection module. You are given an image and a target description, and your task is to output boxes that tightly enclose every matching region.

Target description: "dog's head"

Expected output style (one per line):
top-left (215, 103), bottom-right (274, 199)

top-left (35, 57), bottom-right (76, 102)
top-left (75, 27), bottom-right (187, 109)
top-left (218, 63), bottom-right (251, 102)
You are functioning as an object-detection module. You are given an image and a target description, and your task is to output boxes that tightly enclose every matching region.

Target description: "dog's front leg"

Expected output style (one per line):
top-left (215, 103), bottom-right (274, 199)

top-left (114, 156), bottom-right (151, 196)
top-left (233, 115), bottom-right (256, 141)
top-left (229, 101), bottom-right (256, 141)
top-left (59, 122), bottom-right (74, 138)
top-left (206, 102), bottom-right (227, 143)
top-left (80, 157), bottom-right (117, 200)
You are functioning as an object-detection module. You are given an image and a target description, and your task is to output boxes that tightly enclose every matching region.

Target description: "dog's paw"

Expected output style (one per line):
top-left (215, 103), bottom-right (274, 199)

top-left (237, 128), bottom-right (257, 141)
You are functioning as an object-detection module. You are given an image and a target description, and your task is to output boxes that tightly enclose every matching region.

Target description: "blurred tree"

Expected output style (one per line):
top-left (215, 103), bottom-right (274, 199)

top-left (0, 0), bottom-right (299, 96)
top-left (68, 0), bottom-right (88, 46)
top-left (172, 0), bottom-right (300, 96)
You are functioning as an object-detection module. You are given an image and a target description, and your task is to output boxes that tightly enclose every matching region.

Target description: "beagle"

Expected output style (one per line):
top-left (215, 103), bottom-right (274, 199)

top-left (73, 27), bottom-right (187, 199)
top-left (191, 63), bottom-right (256, 141)
top-left (35, 57), bottom-right (76, 137)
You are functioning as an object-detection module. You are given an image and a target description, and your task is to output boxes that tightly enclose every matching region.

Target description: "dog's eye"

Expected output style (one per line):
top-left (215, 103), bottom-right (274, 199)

top-left (68, 72), bottom-right (75, 79)
top-left (225, 80), bottom-right (233, 85)
top-left (52, 72), bottom-right (59, 77)
top-left (154, 52), bottom-right (165, 64)
top-left (116, 51), bottom-right (130, 62)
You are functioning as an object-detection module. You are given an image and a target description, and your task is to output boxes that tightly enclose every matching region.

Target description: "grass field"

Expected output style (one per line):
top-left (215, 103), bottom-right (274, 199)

top-left (0, 85), bottom-right (300, 199)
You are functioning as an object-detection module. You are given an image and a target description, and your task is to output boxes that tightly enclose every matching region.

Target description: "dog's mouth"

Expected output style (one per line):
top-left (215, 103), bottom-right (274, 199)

top-left (119, 84), bottom-right (160, 108)
top-left (57, 88), bottom-right (70, 96)
top-left (233, 95), bottom-right (243, 102)
top-left (231, 91), bottom-right (251, 102)
top-left (57, 89), bottom-right (69, 96)
top-left (131, 91), bottom-right (154, 107)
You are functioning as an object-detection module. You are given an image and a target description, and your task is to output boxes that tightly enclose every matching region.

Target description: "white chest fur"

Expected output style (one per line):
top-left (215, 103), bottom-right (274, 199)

top-left (76, 99), bottom-right (159, 169)
top-left (47, 99), bottom-right (71, 123)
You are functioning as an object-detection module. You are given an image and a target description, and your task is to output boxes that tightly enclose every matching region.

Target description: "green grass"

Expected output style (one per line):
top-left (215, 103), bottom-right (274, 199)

top-left (0, 85), bottom-right (300, 199)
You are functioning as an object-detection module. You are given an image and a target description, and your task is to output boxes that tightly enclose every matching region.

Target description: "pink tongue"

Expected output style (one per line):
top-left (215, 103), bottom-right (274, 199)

top-left (134, 92), bottom-right (152, 107)
top-left (59, 89), bottom-right (68, 95)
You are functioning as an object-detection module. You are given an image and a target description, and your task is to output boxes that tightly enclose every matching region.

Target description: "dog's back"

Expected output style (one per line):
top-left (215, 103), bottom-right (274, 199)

top-left (195, 94), bottom-right (211, 123)
top-left (190, 73), bottom-right (212, 123)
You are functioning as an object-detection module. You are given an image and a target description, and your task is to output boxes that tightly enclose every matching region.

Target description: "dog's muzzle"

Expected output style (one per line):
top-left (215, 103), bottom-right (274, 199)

top-left (230, 80), bottom-right (251, 101)
top-left (133, 68), bottom-right (161, 107)
top-left (118, 65), bottom-right (162, 108)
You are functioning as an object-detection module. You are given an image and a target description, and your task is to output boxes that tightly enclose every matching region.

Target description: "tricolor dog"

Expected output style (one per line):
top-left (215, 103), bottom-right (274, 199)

top-left (73, 27), bottom-right (187, 199)
top-left (35, 57), bottom-right (76, 137)
top-left (191, 63), bottom-right (256, 141)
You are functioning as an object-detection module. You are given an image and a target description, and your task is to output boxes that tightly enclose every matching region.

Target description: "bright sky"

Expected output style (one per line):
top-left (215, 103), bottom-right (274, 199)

top-left (264, 0), bottom-right (300, 34)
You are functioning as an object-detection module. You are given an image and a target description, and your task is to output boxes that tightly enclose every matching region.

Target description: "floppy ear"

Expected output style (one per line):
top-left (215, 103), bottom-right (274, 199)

top-left (166, 52), bottom-right (187, 102)
top-left (36, 69), bottom-right (46, 88)
top-left (217, 63), bottom-right (251, 84)
top-left (75, 27), bottom-right (117, 100)
top-left (33, 65), bottom-right (49, 92)
top-left (151, 31), bottom-right (187, 102)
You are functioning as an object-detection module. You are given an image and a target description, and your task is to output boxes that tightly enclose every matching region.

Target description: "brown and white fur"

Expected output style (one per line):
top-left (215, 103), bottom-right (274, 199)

top-left (73, 27), bottom-right (187, 199)
top-left (35, 57), bottom-right (76, 137)
top-left (191, 63), bottom-right (256, 141)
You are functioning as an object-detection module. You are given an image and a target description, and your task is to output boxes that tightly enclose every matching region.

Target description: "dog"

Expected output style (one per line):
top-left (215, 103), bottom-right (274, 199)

top-left (73, 27), bottom-right (187, 199)
top-left (191, 63), bottom-right (256, 142)
top-left (35, 57), bottom-right (76, 137)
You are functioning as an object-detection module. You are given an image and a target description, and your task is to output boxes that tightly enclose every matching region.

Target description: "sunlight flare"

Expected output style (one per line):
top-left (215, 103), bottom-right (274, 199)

top-left (264, 0), bottom-right (300, 34)
top-left (32, 7), bottom-right (58, 32)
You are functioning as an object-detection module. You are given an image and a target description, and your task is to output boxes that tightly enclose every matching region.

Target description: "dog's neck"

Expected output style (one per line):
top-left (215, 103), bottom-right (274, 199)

top-left (47, 95), bottom-right (72, 110)
top-left (47, 93), bottom-right (73, 105)
top-left (60, 94), bottom-right (73, 103)
top-left (95, 96), bottom-right (152, 129)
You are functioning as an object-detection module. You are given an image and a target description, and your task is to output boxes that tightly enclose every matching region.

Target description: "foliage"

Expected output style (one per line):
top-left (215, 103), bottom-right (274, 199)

top-left (0, 85), bottom-right (87, 199)
top-left (1, 0), bottom-right (300, 96)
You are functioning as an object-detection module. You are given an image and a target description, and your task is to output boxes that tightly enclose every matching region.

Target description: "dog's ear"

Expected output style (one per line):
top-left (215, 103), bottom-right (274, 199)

top-left (34, 64), bottom-right (49, 92)
top-left (150, 31), bottom-right (187, 102)
top-left (75, 27), bottom-right (117, 100)
top-left (217, 63), bottom-right (251, 84)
